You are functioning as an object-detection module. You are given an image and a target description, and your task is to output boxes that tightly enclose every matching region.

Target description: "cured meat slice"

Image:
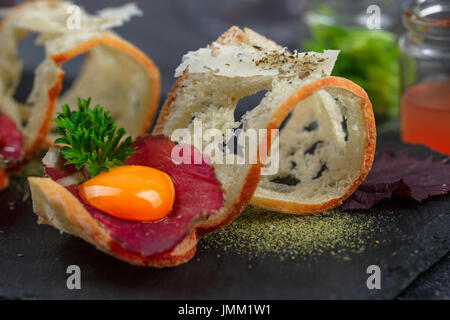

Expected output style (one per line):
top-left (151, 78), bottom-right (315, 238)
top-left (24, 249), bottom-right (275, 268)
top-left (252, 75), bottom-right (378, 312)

top-left (43, 135), bottom-right (224, 258)
top-left (0, 112), bottom-right (23, 170)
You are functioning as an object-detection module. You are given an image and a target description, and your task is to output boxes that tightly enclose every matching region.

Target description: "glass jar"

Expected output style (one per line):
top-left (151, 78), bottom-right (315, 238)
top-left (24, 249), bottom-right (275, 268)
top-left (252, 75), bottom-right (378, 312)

top-left (301, 0), bottom-right (403, 124)
top-left (399, 0), bottom-right (450, 154)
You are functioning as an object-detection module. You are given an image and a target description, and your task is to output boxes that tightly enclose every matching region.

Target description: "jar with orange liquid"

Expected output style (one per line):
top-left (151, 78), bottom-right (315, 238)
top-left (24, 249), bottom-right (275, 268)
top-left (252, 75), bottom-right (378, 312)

top-left (399, 0), bottom-right (450, 154)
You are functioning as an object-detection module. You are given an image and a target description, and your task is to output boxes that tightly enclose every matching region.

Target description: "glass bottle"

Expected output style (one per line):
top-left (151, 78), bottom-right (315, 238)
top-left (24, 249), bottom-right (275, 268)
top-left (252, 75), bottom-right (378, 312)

top-left (399, 0), bottom-right (450, 154)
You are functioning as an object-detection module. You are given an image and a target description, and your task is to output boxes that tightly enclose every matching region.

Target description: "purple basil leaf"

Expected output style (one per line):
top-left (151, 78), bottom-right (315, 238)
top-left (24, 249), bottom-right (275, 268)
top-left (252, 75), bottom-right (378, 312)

top-left (341, 148), bottom-right (450, 210)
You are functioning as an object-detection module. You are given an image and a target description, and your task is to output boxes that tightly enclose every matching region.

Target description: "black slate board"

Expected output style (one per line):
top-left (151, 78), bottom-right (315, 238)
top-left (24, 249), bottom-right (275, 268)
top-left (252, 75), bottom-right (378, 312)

top-left (399, 253), bottom-right (450, 299)
top-left (0, 129), bottom-right (449, 300)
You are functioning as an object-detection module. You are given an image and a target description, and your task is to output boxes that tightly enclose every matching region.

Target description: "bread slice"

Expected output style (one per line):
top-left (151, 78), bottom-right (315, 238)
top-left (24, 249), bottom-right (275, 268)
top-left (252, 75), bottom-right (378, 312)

top-left (28, 176), bottom-right (198, 267)
top-left (155, 26), bottom-right (376, 216)
top-left (0, 1), bottom-right (160, 159)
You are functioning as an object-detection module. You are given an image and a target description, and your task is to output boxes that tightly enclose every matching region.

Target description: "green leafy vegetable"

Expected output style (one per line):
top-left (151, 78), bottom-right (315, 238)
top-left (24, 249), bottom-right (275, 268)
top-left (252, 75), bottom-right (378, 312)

top-left (304, 22), bottom-right (400, 123)
top-left (54, 98), bottom-right (135, 178)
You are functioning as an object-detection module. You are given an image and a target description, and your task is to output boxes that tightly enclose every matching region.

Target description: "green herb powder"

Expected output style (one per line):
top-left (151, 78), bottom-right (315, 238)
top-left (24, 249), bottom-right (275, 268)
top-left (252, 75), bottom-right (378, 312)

top-left (201, 206), bottom-right (395, 261)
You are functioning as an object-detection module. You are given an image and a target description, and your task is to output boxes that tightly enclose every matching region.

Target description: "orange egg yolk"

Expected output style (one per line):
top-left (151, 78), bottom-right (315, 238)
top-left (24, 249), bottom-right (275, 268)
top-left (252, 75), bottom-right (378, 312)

top-left (79, 165), bottom-right (175, 222)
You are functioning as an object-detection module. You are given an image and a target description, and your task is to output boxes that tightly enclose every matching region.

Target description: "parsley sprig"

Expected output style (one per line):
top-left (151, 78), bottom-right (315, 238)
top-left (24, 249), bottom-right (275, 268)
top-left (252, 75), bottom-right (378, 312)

top-left (54, 98), bottom-right (135, 177)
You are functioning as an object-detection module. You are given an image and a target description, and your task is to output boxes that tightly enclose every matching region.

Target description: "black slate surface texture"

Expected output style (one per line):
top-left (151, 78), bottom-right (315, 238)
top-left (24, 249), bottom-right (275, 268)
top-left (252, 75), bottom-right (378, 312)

top-left (399, 253), bottom-right (450, 300)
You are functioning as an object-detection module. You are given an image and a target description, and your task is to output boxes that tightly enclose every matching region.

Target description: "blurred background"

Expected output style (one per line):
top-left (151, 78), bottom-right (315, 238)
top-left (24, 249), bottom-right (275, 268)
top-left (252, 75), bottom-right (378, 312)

top-left (2, 0), bottom-right (450, 153)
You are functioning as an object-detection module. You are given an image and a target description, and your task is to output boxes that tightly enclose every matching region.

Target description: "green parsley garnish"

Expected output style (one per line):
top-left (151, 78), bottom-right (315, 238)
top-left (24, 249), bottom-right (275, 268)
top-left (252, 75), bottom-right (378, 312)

top-left (54, 98), bottom-right (135, 178)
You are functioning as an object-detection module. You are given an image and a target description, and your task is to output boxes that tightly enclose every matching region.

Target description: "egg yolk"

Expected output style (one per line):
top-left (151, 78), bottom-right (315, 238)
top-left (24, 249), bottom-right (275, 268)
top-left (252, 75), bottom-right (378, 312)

top-left (79, 165), bottom-right (175, 222)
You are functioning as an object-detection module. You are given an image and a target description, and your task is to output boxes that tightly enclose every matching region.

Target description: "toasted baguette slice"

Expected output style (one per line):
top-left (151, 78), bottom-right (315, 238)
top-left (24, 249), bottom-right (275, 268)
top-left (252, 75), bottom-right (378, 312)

top-left (0, 1), bottom-right (160, 159)
top-left (29, 134), bottom-right (229, 267)
top-left (28, 176), bottom-right (198, 267)
top-left (155, 26), bottom-right (376, 216)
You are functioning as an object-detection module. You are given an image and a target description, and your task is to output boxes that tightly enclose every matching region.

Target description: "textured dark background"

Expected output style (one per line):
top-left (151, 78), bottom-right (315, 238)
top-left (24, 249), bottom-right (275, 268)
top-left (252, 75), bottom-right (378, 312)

top-left (1, 0), bottom-right (449, 299)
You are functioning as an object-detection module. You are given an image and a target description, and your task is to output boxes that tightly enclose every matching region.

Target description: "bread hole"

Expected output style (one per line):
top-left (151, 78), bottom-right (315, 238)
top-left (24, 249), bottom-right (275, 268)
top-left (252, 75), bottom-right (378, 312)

top-left (270, 174), bottom-right (300, 186)
top-left (291, 161), bottom-right (297, 169)
top-left (304, 140), bottom-right (323, 155)
top-left (188, 115), bottom-right (196, 125)
top-left (312, 163), bottom-right (328, 180)
top-left (13, 33), bottom-right (46, 105)
top-left (226, 130), bottom-right (245, 157)
top-left (227, 90), bottom-right (268, 156)
top-left (58, 53), bottom-right (87, 97)
top-left (304, 120), bottom-right (318, 132)
top-left (46, 53), bottom-right (87, 136)
top-left (233, 90), bottom-right (268, 122)
top-left (14, 34), bottom-right (87, 105)
top-left (341, 115), bottom-right (349, 141)
top-left (219, 123), bottom-right (244, 156)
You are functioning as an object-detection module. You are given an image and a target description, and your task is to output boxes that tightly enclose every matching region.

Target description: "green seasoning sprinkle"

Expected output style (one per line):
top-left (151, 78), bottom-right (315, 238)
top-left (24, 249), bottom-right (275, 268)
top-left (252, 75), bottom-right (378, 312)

top-left (200, 206), bottom-right (396, 261)
top-left (256, 49), bottom-right (323, 79)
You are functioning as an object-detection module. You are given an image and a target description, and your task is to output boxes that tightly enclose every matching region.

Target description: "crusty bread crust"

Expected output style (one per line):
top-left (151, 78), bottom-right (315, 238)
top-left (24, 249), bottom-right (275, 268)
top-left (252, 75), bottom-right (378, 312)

top-left (214, 26), bottom-right (281, 50)
top-left (23, 71), bottom-right (64, 162)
